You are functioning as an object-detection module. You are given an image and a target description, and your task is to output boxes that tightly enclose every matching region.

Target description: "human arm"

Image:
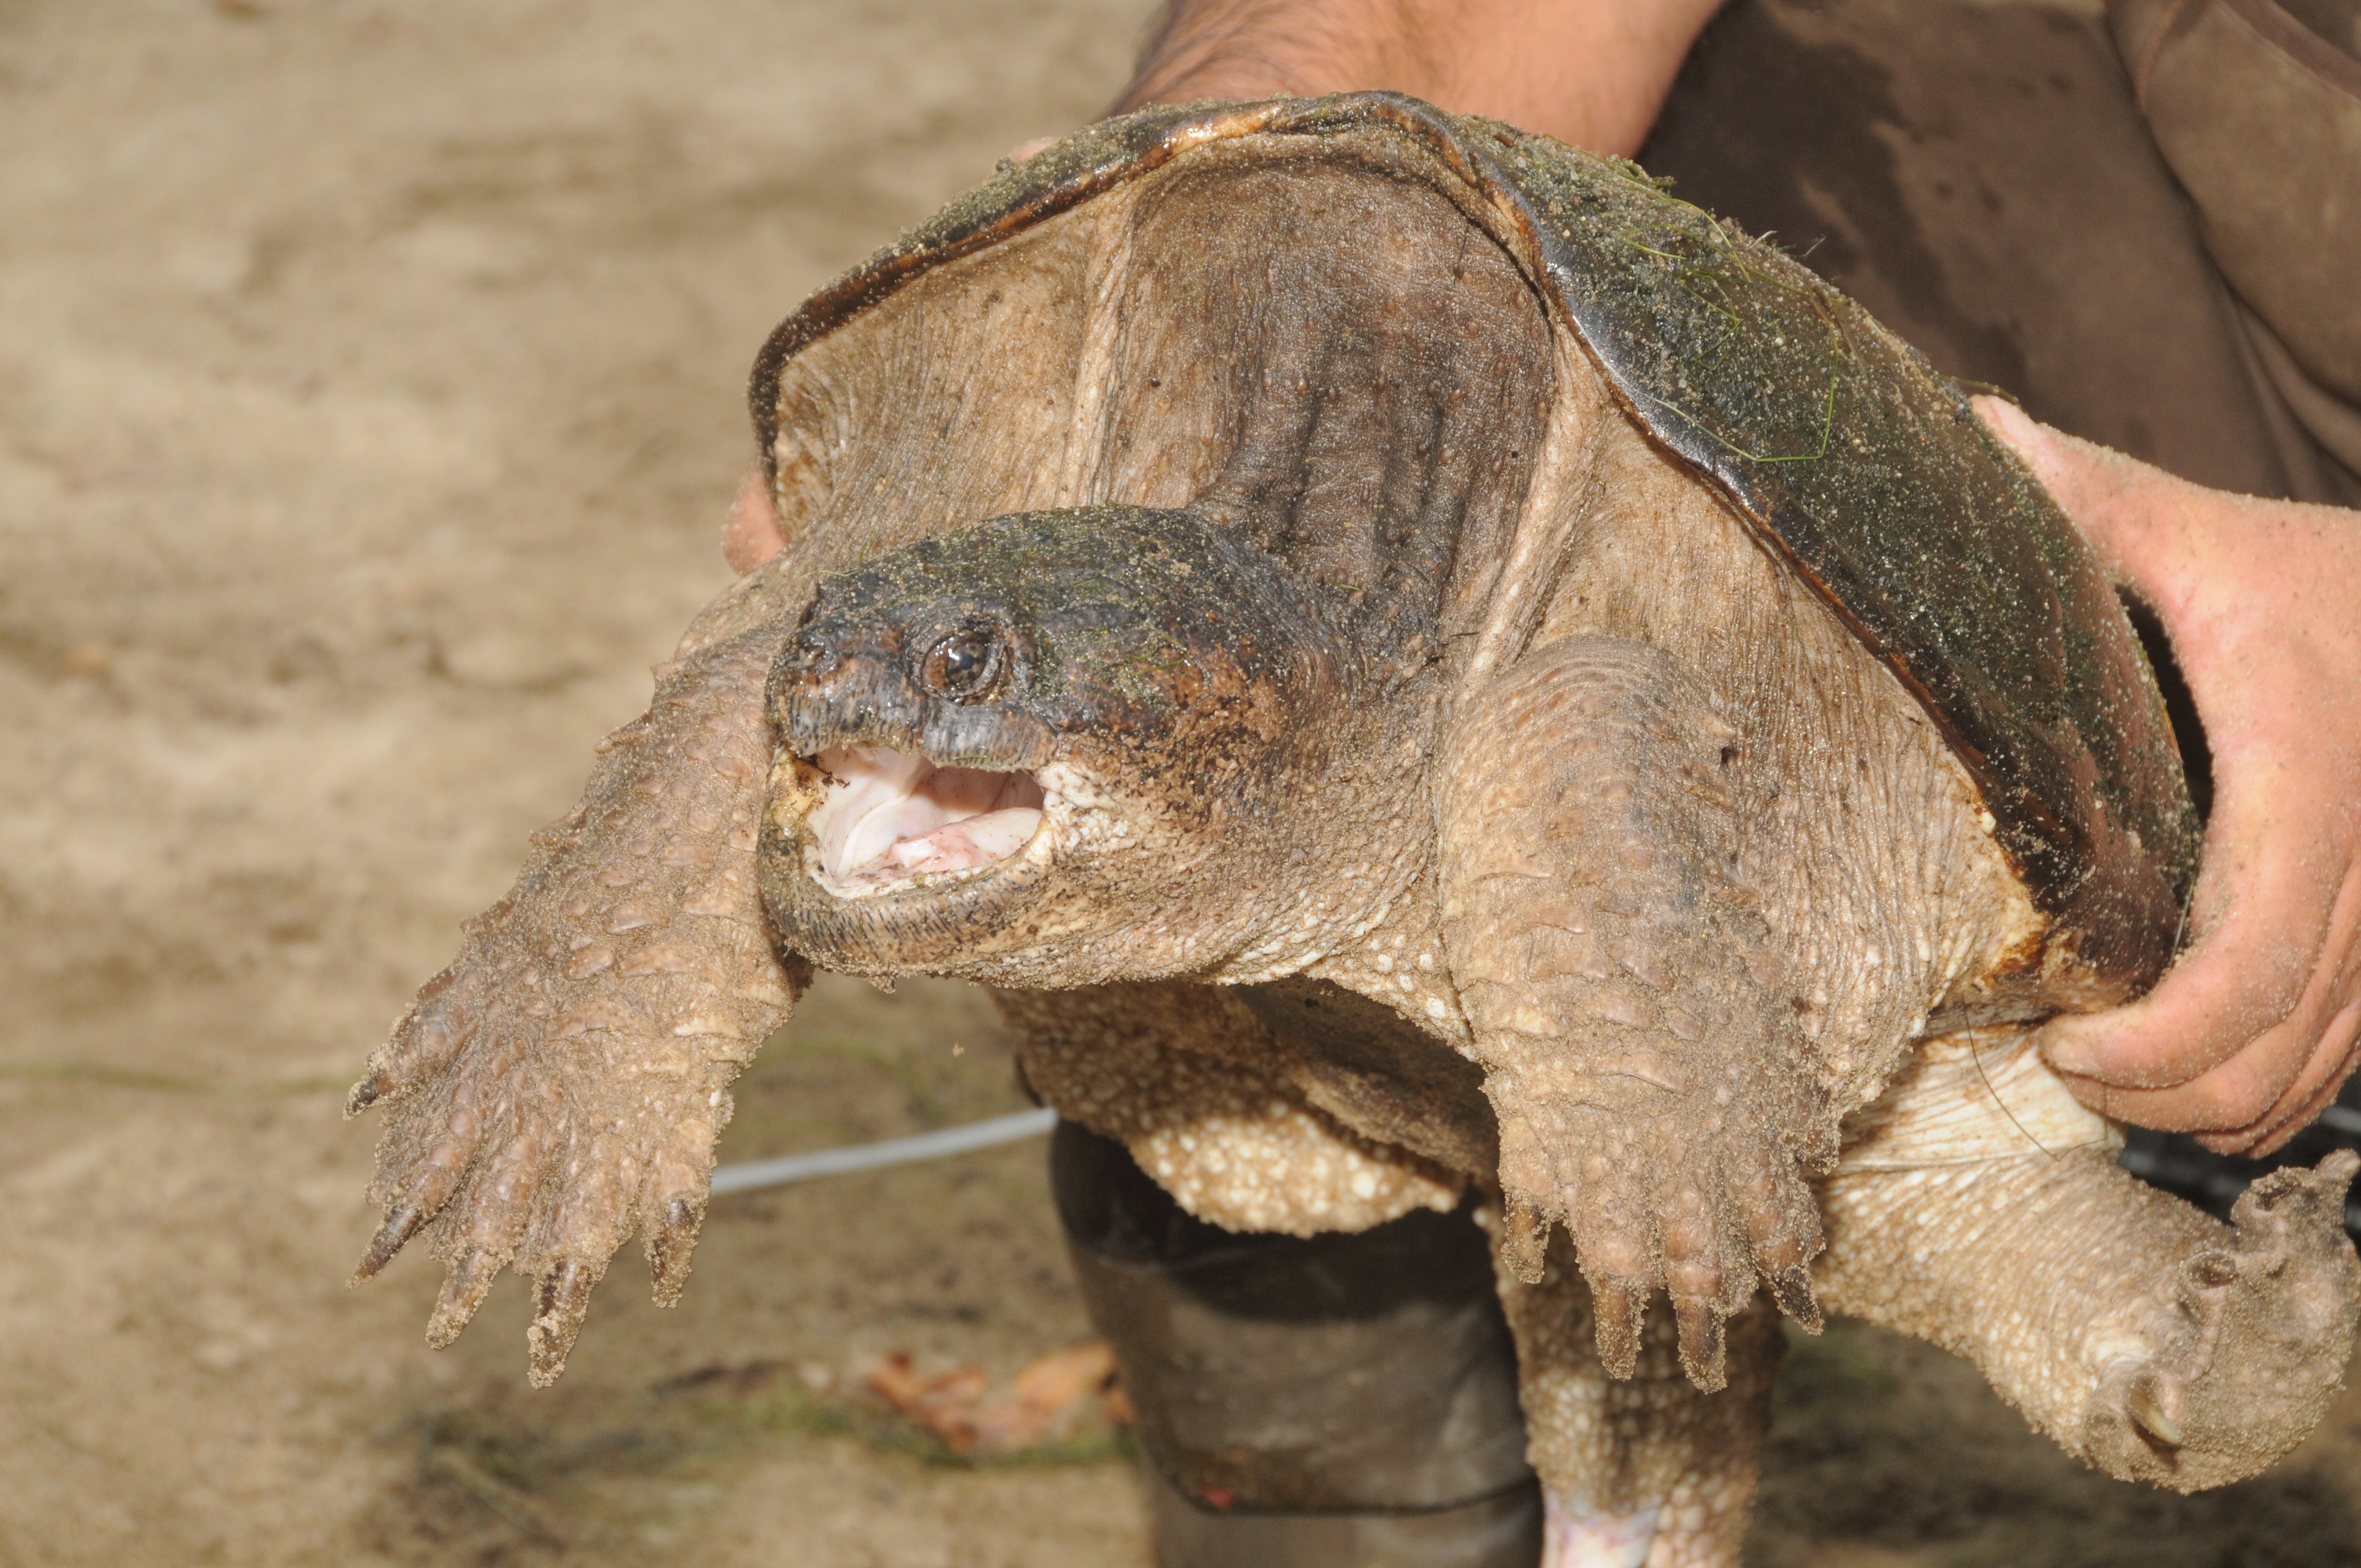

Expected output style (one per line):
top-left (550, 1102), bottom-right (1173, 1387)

top-left (1977, 397), bottom-right (2361, 1155)
top-left (1115, 0), bottom-right (1725, 157)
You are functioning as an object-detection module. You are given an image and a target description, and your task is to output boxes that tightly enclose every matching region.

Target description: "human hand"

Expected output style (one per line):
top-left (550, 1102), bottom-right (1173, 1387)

top-left (1977, 396), bottom-right (2361, 1155)
top-left (1114, 0), bottom-right (1724, 157)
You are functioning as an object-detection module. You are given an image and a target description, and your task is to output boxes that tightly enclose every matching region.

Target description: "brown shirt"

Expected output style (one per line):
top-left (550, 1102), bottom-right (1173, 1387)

top-left (1640, 0), bottom-right (2361, 507)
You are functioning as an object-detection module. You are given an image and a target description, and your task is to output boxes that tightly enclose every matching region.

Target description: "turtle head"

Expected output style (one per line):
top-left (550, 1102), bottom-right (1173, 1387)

top-left (760, 506), bottom-right (1373, 984)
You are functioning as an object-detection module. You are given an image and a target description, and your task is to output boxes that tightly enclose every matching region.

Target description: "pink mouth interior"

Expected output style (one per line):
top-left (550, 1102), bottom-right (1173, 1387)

top-left (808, 745), bottom-right (1045, 889)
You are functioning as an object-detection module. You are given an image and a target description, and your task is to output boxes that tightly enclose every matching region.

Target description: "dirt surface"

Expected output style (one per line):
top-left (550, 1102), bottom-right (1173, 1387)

top-left (3, 2), bottom-right (2360, 1565)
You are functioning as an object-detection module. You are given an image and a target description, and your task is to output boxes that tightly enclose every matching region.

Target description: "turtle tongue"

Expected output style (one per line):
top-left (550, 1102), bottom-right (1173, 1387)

top-left (812, 745), bottom-right (1043, 885)
top-left (881, 806), bottom-right (1042, 876)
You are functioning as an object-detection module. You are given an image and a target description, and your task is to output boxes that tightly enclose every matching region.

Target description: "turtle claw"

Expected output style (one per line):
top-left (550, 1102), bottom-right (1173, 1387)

top-left (2235, 1146), bottom-right (2358, 1237)
top-left (1495, 1109), bottom-right (1825, 1392)
top-left (1444, 639), bottom-right (1834, 1392)
top-left (1673, 1298), bottom-right (1727, 1391)
top-left (2080, 1151), bottom-right (2361, 1491)
top-left (350, 968), bottom-right (484, 1118)
top-left (1500, 1194), bottom-right (1551, 1284)
top-left (351, 1204), bottom-right (431, 1286)
top-left (427, 1248), bottom-right (504, 1349)
top-left (647, 1197), bottom-right (705, 1308)
top-left (527, 1260), bottom-right (602, 1389)
top-left (1537, 1104), bottom-right (1821, 1391)
top-left (346, 634), bottom-right (800, 1385)
top-left (2121, 1374), bottom-right (2184, 1450)
top-left (1589, 1277), bottom-right (1647, 1380)
top-left (1768, 1264), bottom-right (1823, 1332)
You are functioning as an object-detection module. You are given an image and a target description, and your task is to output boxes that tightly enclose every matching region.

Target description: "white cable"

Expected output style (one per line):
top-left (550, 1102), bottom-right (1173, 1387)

top-left (708, 1107), bottom-right (1058, 1195)
top-left (712, 1104), bottom-right (2361, 1206)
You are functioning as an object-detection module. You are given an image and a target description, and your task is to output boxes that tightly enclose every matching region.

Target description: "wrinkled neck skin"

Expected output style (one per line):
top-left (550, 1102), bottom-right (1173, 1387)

top-left (757, 505), bottom-right (1438, 991)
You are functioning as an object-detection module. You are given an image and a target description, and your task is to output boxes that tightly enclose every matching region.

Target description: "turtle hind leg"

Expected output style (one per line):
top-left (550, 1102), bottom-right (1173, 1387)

top-left (1438, 635), bottom-right (1835, 1390)
top-left (1818, 1033), bottom-right (2361, 1491)
top-left (1494, 1221), bottom-right (1782, 1568)
top-left (2086, 1152), bottom-right (2361, 1488)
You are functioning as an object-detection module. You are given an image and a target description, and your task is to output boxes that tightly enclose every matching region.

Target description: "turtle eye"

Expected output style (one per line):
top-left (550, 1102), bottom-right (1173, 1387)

top-left (920, 623), bottom-right (1007, 703)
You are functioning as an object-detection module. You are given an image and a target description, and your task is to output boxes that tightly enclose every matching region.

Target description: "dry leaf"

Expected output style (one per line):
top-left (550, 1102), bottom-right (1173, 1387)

top-left (866, 1341), bottom-right (1121, 1455)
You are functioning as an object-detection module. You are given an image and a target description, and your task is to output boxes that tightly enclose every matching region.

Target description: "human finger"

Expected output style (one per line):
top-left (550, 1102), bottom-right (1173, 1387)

top-left (721, 467), bottom-right (787, 574)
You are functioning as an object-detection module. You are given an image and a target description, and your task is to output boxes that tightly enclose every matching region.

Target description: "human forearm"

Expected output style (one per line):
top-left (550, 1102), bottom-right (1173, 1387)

top-left (1117, 0), bottom-right (1726, 157)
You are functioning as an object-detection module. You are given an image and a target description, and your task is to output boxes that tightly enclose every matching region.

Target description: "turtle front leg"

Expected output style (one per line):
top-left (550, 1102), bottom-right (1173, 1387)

top-left (1817, 1029), bottom-right (2361, 1490)
top-left (1438, 636), bottom-right (1834, 1389)
top-left (1494, 1221), bottom-right (1781, 1568)
top-left (346, 624), bottom-right (804, 1384)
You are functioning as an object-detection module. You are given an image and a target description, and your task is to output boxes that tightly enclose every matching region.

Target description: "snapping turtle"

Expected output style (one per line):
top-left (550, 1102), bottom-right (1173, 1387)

top-left (350, 95), bottom-right (2361, 1563)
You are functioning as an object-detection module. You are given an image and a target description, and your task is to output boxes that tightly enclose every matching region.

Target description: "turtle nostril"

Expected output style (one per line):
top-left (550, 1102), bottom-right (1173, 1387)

top-left (781, 631), bottom-right (841, 681)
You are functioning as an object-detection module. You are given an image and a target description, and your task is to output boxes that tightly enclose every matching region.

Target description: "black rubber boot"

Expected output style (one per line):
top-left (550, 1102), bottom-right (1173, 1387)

top-left (1049, 1120), bottom-right (1541, 1568)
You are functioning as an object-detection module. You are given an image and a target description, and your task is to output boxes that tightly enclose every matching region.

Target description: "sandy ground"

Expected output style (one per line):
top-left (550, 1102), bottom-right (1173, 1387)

top-left (4, 2), bottom-right (2361, 1565)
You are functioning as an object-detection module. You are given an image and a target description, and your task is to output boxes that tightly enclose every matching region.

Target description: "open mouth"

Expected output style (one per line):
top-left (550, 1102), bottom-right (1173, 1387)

top-left (804, 745), bottom-right (1046, 894)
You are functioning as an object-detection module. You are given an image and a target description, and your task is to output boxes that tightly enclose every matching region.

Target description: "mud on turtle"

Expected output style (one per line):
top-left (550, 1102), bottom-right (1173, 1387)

top-left (349, 94), bottom-right (2361, 1564)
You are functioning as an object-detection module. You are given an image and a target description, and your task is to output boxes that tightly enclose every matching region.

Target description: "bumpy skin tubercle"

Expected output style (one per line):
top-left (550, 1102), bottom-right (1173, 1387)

top-left (348, 625), bottom-right (804, 1386)
top-left (1440, 636), bottom-right (1834, 1390)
